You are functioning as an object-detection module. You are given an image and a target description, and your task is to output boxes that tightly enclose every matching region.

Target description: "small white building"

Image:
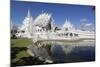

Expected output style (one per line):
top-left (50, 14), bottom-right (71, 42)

top-left (62, 19), bottom-right (74, 31)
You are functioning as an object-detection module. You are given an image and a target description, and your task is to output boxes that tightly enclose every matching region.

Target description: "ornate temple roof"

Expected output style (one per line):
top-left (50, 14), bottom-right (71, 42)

top-left (19, 9), bottom-right (33, 31)
top-left (33, 13), bottom-right (53, 27)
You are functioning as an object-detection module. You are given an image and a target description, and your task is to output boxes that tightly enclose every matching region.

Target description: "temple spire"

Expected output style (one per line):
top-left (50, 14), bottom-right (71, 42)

top-left (27, 9), bottom-right (31, 17)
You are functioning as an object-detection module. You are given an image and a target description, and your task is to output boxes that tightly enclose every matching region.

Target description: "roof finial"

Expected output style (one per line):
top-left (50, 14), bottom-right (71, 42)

top-left (27, 8), bottom-right (31, 17)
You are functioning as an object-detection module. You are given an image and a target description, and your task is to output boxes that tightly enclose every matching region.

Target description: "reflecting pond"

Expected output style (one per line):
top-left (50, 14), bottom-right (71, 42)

top-left (28, 40), bottom-right (95, 63)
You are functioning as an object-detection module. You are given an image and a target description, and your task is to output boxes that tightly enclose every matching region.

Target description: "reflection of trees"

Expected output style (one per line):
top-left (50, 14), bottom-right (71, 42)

top-left (29, 42), bottom-right (52, 61)
top-left (11, 42), bottom-right (52, 66)
top-left (11, 46), bottom-right (27, 59)
top-left (12, 56), bottom-right (44, 66)
top-left (45, 44), bottom-right (52, 57)
top-left (11, 46), bottom-right (45, 66)
top-left (11, 45), bottom-right (44, 66)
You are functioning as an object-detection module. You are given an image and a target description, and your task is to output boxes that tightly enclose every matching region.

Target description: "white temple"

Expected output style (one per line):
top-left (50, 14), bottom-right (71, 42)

top-left (33, 13), bottom-right (55, 32)
top-left (62, 19), bottom-right (74, 31)
top-left (16, 9), bottom-right (34, 38)
top-left (15, 9), bottom-right (95, 41)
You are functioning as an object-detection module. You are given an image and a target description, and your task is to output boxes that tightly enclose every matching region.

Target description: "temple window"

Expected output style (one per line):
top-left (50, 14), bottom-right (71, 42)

top-left (70, 33), bottom-right (73, 37)
top-left (21, 30), bottom-right (25, 33)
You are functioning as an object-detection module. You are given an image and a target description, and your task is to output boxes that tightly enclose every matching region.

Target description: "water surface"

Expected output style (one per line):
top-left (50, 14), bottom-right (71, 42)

top-left (50, 41), bottom-right (95, 63)
top-left (28, 40), bottom-right (95, 63)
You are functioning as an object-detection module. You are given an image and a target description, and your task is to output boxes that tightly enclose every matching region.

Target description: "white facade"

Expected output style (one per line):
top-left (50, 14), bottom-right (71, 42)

top-left (62, 19), bottom-right (74, 31)
top-left (16, 9), bottom-right (55, 38)
top-left (16, 9), bottom-right (34, 38)
top-left (16, 9), bottom-right (95, 41)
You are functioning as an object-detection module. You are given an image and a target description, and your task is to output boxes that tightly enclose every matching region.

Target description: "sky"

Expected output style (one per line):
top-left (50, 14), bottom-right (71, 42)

top-left (11, 1), bottom-right (95, 28)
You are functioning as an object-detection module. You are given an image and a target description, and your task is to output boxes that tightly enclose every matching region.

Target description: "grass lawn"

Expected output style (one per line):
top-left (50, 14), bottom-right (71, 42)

top-left (11, 38), bottom-right (32, 47)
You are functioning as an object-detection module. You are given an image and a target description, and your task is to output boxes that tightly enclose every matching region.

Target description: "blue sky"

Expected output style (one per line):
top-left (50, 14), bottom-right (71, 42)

top-left (11, 1), bottom-right (95, 28)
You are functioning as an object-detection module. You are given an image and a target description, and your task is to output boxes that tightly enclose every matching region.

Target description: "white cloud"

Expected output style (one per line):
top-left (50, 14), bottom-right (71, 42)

top-left (80, 18), bottom-right (87, 22)
top-left (85, 23), bottom-right (92, 26)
